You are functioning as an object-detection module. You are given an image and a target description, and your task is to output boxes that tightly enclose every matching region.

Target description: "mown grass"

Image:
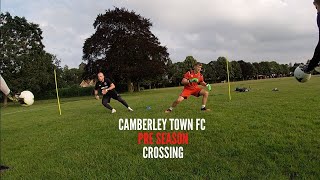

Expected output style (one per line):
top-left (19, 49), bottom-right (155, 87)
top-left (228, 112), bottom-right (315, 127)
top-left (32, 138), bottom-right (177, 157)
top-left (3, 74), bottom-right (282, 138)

top-left (1, 76), bottom-right (320, 179)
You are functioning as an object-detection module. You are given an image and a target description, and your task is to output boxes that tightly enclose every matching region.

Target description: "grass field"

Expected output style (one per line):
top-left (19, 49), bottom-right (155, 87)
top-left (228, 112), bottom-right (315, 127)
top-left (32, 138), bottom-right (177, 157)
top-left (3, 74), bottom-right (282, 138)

top-left (1, 76), bottom-right (320, 179)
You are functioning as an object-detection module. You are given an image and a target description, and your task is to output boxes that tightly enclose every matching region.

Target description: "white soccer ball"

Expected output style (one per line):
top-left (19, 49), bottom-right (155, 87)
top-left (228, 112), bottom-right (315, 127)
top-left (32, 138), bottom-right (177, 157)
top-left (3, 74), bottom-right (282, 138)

top-left (19, 90), bottom-right (34, 106)
top-left (294, 66), bottom-right (311, 83)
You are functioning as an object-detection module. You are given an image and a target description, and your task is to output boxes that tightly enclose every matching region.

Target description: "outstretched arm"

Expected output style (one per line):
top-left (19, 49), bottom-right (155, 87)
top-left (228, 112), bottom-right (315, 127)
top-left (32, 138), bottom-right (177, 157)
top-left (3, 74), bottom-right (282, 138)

top-left (200, 81), bottom-right (212, 91)
top-left (181, 78), bottom-right (190, 85)
top-left (200, 81), bottom-right (207, 86)
top-left (181, 78), bottom-right (199, 85)
top-left (102, 83), bottom-right (115, 95)
top-left (107, 83), bottom-right (115, 91)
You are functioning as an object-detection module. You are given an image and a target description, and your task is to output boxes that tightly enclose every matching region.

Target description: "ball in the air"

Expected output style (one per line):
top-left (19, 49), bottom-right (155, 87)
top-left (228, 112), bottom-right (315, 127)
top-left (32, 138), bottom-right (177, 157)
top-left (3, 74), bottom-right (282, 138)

top-left (294, 66), bottom-right (311, 83)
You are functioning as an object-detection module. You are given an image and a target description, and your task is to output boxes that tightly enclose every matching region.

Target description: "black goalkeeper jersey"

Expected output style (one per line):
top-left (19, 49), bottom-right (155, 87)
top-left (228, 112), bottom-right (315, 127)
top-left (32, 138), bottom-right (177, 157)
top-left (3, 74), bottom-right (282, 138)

top-left (94, 78), bottom-right (118, 96)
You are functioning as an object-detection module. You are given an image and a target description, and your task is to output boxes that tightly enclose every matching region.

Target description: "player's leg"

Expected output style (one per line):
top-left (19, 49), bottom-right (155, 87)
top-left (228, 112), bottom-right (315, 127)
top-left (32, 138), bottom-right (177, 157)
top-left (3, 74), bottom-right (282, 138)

top-left (114, 95), bottom-right (133, 111)
top-left (165, 96), bottom-right (185, 113)
top-left (0, 75), bottom-right (17, 101)
top-left (172, 96), bottom-right (185, 108)
top-left (198, 89), bottom-right (210, 111)
top-left (306, 41), bottom-right (320, 72)
top-left (102, 95), bottom-right (116, 113)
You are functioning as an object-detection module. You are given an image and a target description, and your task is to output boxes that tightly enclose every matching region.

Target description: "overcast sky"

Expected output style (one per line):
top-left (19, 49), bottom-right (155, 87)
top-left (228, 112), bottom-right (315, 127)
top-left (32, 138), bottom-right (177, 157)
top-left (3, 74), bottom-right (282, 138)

top-left (1, 0), bottom-right (318, 67)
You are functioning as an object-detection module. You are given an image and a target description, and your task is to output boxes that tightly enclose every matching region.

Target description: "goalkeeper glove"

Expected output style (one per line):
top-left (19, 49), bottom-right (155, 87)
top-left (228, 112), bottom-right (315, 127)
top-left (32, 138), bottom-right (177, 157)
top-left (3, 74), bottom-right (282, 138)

top-left (189, 78), bottom-right (199, 83)
top-left (206, 84), bottom-right (212, 91)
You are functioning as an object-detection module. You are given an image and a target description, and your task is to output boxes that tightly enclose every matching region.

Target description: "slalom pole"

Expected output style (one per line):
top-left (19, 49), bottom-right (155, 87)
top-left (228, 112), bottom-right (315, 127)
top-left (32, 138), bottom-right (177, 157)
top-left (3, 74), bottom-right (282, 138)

top-left (226, 57), bottom-right (232, 101)
top-left (54, 69), bottom-right (62, 115)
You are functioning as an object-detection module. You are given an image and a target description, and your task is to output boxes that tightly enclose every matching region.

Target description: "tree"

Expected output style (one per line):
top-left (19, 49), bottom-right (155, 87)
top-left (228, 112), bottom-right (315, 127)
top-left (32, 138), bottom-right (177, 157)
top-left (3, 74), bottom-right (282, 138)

top-left (252, 62), bottom-right (261, 75)
top-left (202, 63), bottom-right (215, 82)
top-left (230, 61), bottom-right (242, 81)
top-left (83, 7), bottom-right (169, 92)
top-left (169, 62), bottom-right (188, 86)
top-left (279, 64), bottom-right (290, 76)
top-left (0, 12), bottom-right (56, 96)
top-left (206, 61), bottom-right (218, 82)
top-left (215, 57), bottom-right (227, 82)
top-left (259, 61), bottom-right (271, 76)
top-left (60, 65), bottom-right (84, 87)
top-left (269, 61), bottom-right (281, 77)
top-left (183, 56), bottom-right (197, 71)
top-left (238, 60), bottom-right (256, 80)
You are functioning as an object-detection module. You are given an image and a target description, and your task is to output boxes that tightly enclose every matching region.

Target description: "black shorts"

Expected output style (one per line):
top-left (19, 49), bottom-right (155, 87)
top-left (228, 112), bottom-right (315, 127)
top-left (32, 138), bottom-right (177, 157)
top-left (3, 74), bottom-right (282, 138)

top-left (102, 93), bottom-right (121, 103)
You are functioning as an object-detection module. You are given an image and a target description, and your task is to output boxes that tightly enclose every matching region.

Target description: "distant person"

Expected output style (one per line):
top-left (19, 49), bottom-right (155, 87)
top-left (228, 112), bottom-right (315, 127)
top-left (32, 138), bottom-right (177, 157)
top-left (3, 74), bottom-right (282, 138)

top-left (165, 62), bottom-right (212, 113)
top-left (94, 72), bottom-right (133, 113)
top-left (304, 0), bottom-right (320, 73)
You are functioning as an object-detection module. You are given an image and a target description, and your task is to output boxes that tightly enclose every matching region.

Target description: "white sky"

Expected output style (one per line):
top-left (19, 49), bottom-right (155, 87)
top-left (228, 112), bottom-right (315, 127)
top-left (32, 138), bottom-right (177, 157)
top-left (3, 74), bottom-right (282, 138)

top-left (1, 0), bottom-right (318, 67)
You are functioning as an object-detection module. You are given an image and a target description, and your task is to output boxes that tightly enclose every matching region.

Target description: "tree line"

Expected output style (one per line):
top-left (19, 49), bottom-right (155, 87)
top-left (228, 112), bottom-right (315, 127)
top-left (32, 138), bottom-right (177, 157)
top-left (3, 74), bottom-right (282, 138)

top-left (165, 56), bottom-right (296, 87)
top-left (1, 9), bottom-right (317, 101)
top-left (0, 12), bottom-right (84, 98)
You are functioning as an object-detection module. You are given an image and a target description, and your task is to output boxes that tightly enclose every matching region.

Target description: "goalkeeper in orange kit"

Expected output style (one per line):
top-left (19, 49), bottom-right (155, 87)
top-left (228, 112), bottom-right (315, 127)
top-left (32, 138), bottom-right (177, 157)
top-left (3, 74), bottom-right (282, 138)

top-left (165, 62), bottom-right (212, 113)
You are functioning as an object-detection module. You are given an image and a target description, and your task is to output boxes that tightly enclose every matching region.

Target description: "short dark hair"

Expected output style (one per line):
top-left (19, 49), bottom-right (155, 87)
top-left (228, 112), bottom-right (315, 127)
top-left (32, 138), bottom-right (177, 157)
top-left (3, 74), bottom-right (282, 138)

top-left (315, 0), bottom-right (320, 5)
top-left (194, 62), bottom-right (202, 66)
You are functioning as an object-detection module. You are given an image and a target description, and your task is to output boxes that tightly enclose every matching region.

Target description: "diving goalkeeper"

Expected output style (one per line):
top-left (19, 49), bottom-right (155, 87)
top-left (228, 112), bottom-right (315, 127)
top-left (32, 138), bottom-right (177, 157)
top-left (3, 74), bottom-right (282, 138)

top-left (165, 62), bottom-right (212, 113)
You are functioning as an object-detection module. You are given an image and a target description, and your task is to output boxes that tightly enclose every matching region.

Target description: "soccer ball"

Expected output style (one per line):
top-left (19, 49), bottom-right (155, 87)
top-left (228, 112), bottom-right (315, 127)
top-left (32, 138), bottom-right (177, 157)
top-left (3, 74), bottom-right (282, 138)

top-left (294, 66), bottom-right (311, 83)
top-left (18, 90), bottom-right (34, 106)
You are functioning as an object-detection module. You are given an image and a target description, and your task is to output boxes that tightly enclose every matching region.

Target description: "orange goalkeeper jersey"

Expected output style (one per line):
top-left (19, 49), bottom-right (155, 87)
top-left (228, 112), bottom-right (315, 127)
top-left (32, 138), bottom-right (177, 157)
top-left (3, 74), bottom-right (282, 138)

top-left (183, 70), bottom-right (204, 90)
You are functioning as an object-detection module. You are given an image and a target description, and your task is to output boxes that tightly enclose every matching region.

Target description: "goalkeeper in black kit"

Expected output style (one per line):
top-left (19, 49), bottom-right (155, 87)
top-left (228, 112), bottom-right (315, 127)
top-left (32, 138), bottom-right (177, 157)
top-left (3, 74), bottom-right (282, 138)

top-left (94, 72), bottom-right (133, 113)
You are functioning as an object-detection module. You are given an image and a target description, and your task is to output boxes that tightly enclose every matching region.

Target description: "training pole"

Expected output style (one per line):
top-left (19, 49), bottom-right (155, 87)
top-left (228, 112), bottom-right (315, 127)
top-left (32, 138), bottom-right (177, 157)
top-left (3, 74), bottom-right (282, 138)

top-left (54, 69), bottom-right (62, 115)
top-left (226, 57), bottom-right (232, 101)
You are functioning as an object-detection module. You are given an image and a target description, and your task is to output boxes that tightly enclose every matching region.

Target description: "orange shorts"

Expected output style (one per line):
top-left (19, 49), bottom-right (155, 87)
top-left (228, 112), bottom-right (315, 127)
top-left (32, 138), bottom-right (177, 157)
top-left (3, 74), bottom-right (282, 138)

top-left (180, 87), bottom-right (202, 99)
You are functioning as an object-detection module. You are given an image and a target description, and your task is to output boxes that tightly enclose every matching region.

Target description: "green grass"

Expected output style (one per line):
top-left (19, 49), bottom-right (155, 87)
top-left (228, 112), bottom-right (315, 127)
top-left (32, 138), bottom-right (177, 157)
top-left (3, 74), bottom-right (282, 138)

top-left (1, 76), bottom-right (320, 179)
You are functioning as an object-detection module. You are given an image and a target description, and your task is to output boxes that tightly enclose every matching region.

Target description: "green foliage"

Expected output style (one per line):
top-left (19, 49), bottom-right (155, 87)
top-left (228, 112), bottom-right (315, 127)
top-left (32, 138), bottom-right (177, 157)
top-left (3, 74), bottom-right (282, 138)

top-left (205, 57), bottom-right (227, 82)
top-left (82, 7), bottom-right (169, 91)
top-left (168, 61), bottom-right (187, 85)
top-left (183, 56), bottom-right (197, 70)
top-left (0, 12), bottom-right (56, 95)
top-left (238, 60), bottom-right (256, 80)
top-left (169, 57), bottom-right (292, 84)
top-left (59, 65), bottom-right (84, 88)
top-left (38, 85), bottom-right (93, 100)
top-left (230, 60), bottom-right (242, 81)
top-left (165, 56), bottom-right (200, 86)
